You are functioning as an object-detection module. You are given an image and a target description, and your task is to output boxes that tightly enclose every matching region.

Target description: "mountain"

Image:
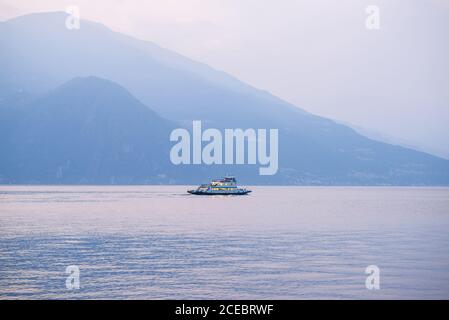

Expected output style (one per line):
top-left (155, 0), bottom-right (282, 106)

top-left (339, 120), bottom-right (449, 160)
top-left (0, 77), bottom-right (177, 184)
top-left (0, 11), bottom-right (304, 126)
top-left (0, 12), bottom-right (448, 185)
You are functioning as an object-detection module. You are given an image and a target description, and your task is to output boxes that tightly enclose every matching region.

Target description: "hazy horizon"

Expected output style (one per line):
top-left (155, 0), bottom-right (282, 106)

top-left (1, 0), bottom-right (448, 159)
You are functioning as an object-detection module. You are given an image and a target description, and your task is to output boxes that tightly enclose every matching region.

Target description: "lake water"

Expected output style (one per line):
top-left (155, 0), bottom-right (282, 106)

top-left (0, 186), bottom-right (448, 299)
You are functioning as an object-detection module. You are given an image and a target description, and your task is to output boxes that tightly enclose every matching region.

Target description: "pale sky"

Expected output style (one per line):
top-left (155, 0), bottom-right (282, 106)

top-left (1, 0), bottom-right (448, 157)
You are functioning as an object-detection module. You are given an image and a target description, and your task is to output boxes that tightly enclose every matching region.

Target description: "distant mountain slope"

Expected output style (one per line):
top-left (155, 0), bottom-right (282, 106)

top-left (0, 11), bottom-right (307, 126)
top-left (0, 12), bottom-right (448, 185)
top-left (0, 77), bottom-right (177, 183)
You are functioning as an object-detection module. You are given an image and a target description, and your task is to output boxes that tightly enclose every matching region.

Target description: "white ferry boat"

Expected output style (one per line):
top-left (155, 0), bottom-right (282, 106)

top-left (187, 176), bottom-right (251, 195)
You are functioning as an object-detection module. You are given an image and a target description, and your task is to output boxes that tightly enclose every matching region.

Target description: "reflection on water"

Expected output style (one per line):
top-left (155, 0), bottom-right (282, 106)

top-left (0, 186), bottom-right (449, 299)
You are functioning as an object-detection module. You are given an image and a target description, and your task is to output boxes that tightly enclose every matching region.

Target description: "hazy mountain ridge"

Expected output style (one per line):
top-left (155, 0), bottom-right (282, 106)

top-left (0, 77), bottom-right (177, 183)
top-left (0, 12), bottom-right (448, 185)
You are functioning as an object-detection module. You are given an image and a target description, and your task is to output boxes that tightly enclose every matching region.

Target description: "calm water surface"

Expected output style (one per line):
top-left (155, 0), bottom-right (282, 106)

top-left (0, 186), bottom-right (448, 299)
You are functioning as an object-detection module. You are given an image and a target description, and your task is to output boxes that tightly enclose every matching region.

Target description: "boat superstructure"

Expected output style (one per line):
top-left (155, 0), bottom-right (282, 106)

top-left (188, 176), bottom-right (251, 195)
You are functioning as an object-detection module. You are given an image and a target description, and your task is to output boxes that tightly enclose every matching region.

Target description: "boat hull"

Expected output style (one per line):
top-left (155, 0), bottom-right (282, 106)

top-left (188, 190), bottom-right (251, 195)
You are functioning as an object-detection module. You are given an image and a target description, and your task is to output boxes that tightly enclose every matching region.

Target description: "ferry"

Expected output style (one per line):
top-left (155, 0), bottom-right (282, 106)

top-left (187, 176), bottom-right (251, 195)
